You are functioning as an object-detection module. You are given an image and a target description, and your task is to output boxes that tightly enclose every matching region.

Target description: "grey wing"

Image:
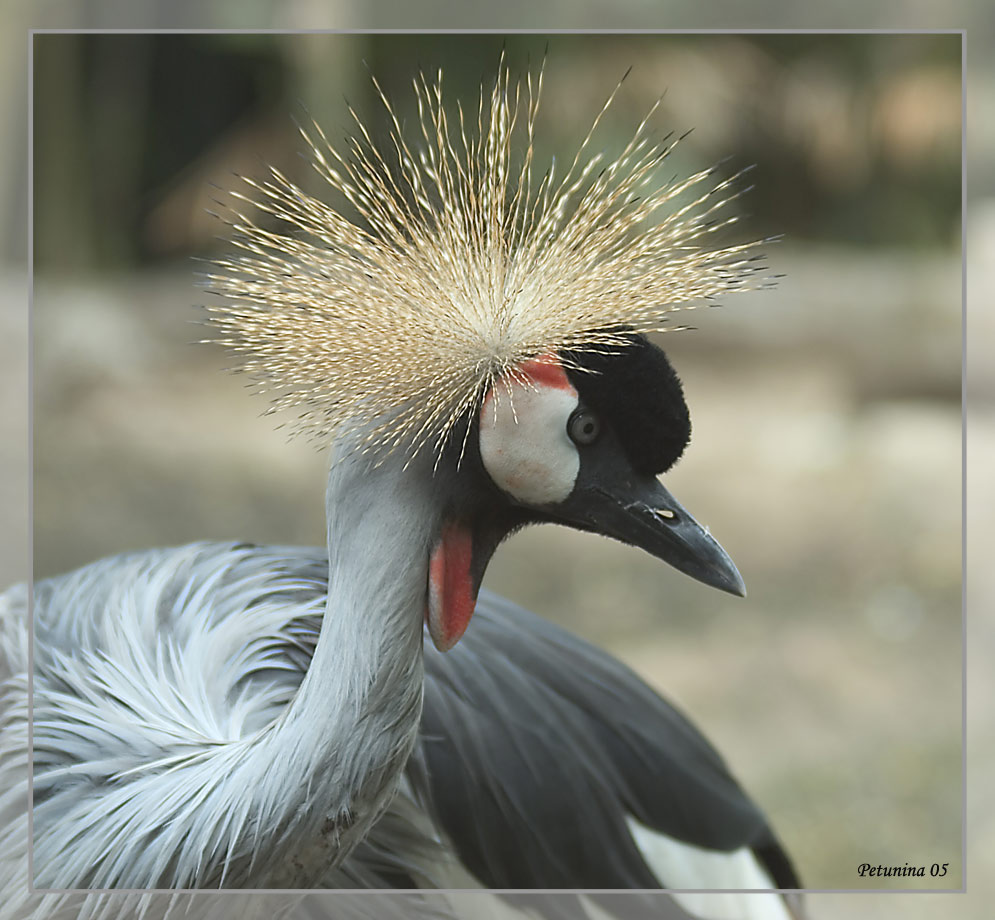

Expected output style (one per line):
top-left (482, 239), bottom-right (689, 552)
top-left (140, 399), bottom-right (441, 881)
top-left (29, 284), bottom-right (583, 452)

top-left (411, 589), bottom-right (801, 891)
top-left (27, 542), bottom-right (330, 787)
top-left (3, 542), bottom-right (336, 899)
top-left (226, 551), bottom-right (801, 913)
top-left (7, 543), bottom-right (799, 919)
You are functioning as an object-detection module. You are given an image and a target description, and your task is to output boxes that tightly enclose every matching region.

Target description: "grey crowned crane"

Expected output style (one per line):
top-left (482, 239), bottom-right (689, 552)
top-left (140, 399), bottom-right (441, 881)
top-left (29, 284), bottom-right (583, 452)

top-left (0, 63), bottom-right (803, 920)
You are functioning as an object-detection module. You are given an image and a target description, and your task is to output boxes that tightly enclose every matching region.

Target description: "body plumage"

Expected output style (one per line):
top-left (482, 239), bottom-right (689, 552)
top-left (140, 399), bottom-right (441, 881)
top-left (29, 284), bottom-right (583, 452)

top-left (1, 58), bottom-right (799, 920)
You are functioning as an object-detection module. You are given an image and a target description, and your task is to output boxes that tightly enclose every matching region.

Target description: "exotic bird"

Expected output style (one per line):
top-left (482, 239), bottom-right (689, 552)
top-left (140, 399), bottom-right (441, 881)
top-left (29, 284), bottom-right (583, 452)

top-left (0, 62), bottom-right (802, 920)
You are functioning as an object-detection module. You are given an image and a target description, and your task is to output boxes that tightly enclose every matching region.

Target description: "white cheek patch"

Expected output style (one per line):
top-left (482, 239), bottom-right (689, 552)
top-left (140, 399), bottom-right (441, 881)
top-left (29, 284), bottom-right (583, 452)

top-left (478, 357), bottom-right (580, 506)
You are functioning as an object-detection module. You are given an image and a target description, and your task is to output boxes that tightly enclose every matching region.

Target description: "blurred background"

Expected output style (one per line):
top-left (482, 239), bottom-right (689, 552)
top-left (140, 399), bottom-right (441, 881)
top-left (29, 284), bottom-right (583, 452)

top-left (26, 32), bottom-right (963, 894)
top-left (4, 24), bottom-right (977, 916)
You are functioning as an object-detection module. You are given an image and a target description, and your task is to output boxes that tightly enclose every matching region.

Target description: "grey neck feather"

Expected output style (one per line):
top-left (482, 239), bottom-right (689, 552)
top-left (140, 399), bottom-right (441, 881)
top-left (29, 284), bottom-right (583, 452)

top-left (253, 448), bottom-right (438, 885)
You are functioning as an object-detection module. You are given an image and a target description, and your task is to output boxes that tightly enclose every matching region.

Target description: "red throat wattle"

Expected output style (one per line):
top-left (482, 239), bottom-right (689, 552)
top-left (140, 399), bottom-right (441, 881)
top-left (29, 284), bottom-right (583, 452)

top-left (426, 521), bottom-right (477, 651)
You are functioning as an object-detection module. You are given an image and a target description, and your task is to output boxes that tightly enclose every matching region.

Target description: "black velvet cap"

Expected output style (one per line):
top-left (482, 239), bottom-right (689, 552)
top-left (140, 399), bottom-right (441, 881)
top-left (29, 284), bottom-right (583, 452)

top-left (562, 334), bottom-right (691, 476)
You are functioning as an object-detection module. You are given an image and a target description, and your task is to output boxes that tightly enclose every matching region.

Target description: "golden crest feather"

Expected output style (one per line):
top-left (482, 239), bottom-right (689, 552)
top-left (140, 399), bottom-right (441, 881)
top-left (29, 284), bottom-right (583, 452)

top-left (205, 59), bottom-right (767, 463)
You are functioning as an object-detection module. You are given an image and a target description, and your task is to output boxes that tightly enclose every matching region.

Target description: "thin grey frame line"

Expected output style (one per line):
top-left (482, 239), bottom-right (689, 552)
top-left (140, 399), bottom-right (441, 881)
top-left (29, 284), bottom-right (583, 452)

top-left (26, 27), bottom-right (967, 35)
top-left (960, 26), bottom-right (969, 895)
top-left (25, 23), bottom-right (36, 897)
top-left (27, 28), bottom-right (968, 897)
top-left (25, 886), bottom-right (967, 895)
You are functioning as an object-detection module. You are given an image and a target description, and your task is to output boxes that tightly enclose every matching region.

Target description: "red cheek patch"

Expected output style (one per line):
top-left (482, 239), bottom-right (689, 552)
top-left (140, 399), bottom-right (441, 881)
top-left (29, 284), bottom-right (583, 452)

top-left (426, 521), bottom-right (477, 652)
top-left (517, 353), bottom-right (575, 394)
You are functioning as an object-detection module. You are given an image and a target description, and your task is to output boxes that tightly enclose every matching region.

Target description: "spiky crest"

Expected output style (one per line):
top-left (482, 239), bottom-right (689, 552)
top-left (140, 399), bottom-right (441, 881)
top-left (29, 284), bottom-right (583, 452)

top-left (205, 57), bottom-right (766, 463)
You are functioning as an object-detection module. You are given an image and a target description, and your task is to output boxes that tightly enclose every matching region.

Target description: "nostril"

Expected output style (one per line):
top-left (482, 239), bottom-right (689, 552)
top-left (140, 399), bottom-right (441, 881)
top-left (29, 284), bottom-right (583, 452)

top-left (649, 507), bottom-right (676, 522)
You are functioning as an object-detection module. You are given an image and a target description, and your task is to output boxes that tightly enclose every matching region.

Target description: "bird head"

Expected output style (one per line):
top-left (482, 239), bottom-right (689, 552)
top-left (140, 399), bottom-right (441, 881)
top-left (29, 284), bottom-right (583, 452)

top-left (422, 334), bottom-right (743, 651)
top-left (206, 59), bottom-right (766, 651)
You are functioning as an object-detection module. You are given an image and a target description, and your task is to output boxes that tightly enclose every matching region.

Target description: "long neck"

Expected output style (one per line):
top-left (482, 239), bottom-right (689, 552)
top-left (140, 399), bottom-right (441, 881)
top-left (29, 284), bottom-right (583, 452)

top-left (301, 451), bottom-right (435, 732)
top-left (251, 449), bottom-right (438, 883)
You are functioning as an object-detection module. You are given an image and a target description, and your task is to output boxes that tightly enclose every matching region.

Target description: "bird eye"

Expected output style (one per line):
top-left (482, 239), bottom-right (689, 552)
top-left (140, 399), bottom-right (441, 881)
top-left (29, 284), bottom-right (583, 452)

top-left (567, 408), bottom-right (601, 446)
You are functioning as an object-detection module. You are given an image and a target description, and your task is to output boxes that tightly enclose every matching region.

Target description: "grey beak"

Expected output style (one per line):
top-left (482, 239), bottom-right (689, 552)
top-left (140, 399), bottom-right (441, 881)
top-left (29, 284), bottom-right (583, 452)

top-left (562, 477), bottom-right (746, 597)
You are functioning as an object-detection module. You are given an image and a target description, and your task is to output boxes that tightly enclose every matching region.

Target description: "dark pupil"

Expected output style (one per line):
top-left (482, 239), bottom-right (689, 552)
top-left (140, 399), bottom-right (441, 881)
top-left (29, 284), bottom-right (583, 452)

top-left (570, 410), bottom-right (599, 444)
